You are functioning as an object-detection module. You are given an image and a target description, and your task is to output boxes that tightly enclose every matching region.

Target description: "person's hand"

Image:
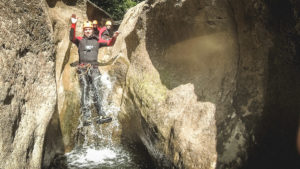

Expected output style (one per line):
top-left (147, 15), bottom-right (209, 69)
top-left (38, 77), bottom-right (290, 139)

top-left (71, 14), bottom-right (78, 24)
top-left (71, 17), bottom-right (77, 24)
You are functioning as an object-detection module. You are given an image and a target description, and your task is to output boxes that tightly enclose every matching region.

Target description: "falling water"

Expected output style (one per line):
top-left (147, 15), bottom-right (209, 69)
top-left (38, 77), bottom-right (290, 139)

top-left (51, 72), bottom-right (155, 169)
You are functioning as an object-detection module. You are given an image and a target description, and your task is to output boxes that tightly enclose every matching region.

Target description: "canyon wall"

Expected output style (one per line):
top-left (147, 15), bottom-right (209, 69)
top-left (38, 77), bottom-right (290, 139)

top-left (113, 0), bottom-right (300, 168)
top-left (0, 0), bottom-right (56, 168)
top-left (1, 0), bottom-right (300, 168)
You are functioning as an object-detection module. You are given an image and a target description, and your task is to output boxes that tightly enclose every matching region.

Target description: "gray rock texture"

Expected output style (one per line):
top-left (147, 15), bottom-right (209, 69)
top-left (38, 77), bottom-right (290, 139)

top-left (228, 0), bottom-right (300, 168)
top-left (47, 0), bottom-right (87, 153)
top-left (112, 0), bottom-right (300, 168)
top-left (113, 1), bottom-right (228, 168)
top-left (1, 0), bottom-right (300, 168)
top-left (0, 0), bottom-right (56, 169)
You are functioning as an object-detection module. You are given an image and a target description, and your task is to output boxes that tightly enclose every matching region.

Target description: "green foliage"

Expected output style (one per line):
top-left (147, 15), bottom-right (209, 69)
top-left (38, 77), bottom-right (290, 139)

top-left (91, 0), bottom-right (144, 20)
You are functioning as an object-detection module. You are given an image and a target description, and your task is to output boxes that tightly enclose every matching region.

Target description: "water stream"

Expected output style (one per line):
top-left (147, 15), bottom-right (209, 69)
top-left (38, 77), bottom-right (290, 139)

top-left (51, 73), bottom-right (156, 169)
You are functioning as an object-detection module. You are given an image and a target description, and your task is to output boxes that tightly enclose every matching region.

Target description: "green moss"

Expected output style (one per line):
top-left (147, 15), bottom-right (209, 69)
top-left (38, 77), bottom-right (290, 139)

top-left (129, 72), bottom-right (168, 109)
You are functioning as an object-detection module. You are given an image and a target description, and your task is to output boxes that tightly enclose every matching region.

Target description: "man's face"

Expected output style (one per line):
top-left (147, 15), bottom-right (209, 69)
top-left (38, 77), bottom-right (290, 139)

top-left (84, 28), bottom-right (93, 37)
top-left (93, 24), bottom-right (97, 28)
top-left (106, 25), bottom-right (111, 30)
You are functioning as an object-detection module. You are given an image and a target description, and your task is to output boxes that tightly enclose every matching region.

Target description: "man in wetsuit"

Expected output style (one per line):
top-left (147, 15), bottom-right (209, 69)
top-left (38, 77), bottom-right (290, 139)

top-left (100, 20), bottom-right (113, 41)
top-left (92, 20), bottom-right (101, 38)
top-left (70, 16), bottom-right (119, 126)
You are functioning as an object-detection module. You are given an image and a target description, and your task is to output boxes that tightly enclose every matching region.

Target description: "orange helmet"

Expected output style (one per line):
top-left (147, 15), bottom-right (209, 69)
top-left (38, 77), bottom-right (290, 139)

top-left (83, 21), bottom-right (93, 29)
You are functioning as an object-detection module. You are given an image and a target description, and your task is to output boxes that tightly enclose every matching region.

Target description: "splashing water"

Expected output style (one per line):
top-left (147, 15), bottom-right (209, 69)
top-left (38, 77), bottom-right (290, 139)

top-left (65, 146), bottom-right (137, 169)
top-left (52, 72), bottom-right (155, 169)
top-left (67, 148), bottom-right (117, 167)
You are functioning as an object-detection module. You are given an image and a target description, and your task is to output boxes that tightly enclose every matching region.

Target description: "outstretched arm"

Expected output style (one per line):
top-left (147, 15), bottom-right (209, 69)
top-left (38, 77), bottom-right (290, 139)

top-left (98, 31), bottom-right (120, 47)
top-left (98, 27), bottom-right (108, 41)
top-left (69, 15), bottom-right (81, 46)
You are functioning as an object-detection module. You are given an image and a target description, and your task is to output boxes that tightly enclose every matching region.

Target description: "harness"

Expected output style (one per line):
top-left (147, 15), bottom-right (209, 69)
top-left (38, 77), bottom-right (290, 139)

top-left (77, 63), bottom-right (93, 76)
top-left (70, 55), bottom-right (119, 76)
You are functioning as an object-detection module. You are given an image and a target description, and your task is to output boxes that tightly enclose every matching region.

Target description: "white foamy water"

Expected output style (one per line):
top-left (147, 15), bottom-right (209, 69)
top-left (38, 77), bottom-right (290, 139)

top-left (64, 145), bottom-right (140, 169)
top-left (100, 72), bottom-right (113, 90)
top-left (99, 72), bottom-right (120, 129)
top-left (66, 73), bottom-right (131, 169)
top-left (67, 147), bottom-right (117, 167)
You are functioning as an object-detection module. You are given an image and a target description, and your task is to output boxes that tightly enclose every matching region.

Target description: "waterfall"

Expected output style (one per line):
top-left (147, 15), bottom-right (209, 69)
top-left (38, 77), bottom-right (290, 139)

top-left (50, 72), bottom-right (154, 169)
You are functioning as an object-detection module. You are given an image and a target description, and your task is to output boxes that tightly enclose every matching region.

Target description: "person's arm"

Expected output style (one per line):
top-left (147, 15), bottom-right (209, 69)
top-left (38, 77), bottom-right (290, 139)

top-left (98, 31), bottom-right (119, 47)
top-left (69, 16), bottom-right (81, 46)
top-left (101, 29), bottom-right (110, 40)
top-left (98, 27), bottom-right (111, 42)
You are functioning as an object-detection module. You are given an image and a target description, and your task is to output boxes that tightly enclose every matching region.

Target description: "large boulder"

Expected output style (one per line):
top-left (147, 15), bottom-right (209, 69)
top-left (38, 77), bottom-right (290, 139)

top-left (112, 0), bottom-right (235, 168)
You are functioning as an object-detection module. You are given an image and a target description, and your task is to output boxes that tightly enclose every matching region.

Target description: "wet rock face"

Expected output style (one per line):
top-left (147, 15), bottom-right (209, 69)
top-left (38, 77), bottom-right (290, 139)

top-left (144, 1), bottom-right (239, 167)
top-left (0, 0), bottom-right (56, 169)
top-left (43, 0), bottom-right (91, 167)
top-left (114, 0), bottom-right (300, 168)
top-left (0, 0), bottom-right (113, 167)
top-left (113, 0), bottom-right (226, 168)
top-left (47, 0), bottom-right (87, 153)
top-left (0, 0), bottom-right (299, 168)
top-left (228, 0), bottom-right (300, 168)
top-left (46, 0), bottom-right (117, 155)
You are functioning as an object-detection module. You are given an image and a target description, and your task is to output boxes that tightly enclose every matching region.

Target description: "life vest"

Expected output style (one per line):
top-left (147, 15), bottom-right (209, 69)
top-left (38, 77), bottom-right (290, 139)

top-left (78, 36), bottom-right (100, 64)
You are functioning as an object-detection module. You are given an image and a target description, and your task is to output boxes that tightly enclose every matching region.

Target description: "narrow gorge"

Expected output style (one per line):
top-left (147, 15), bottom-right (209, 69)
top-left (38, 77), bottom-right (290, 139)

top-left (0, 0), bottom-right (300, 169)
